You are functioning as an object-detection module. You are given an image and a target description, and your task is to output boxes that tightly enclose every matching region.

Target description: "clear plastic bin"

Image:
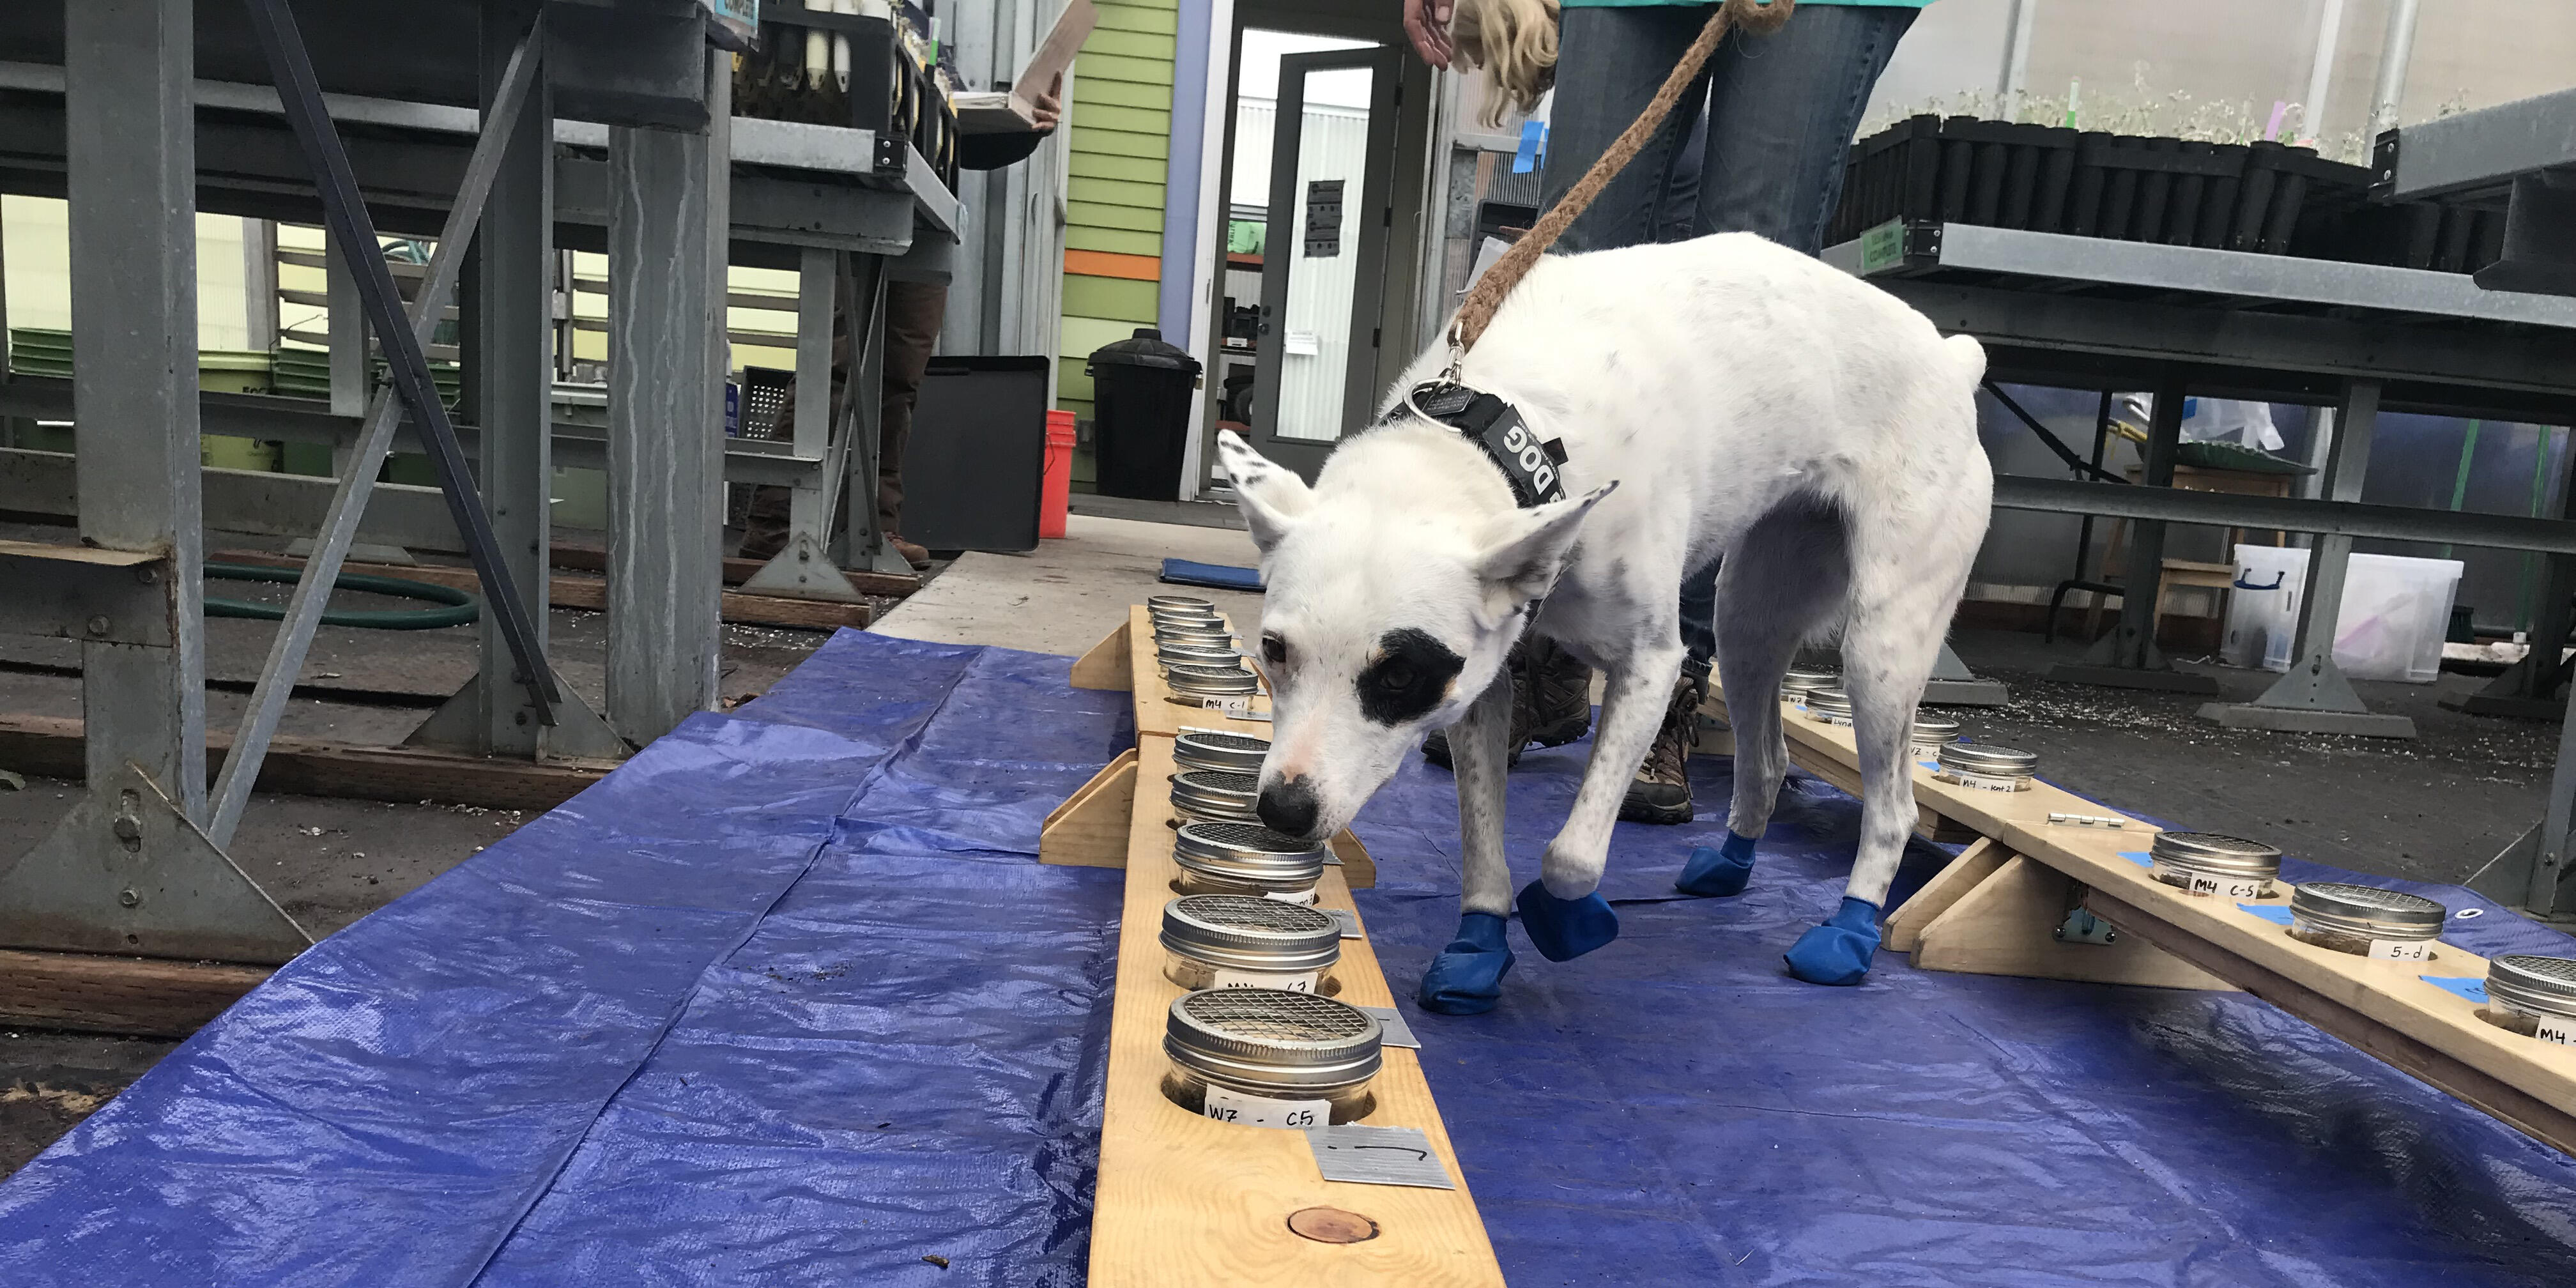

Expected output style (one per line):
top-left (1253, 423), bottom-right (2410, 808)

top-left (2220, 546), bottom-right (2464, 683)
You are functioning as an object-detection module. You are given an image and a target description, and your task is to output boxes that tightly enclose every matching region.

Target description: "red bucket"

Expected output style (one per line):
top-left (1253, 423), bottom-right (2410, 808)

top-left (1040, 410), bottom-right (1077, 539)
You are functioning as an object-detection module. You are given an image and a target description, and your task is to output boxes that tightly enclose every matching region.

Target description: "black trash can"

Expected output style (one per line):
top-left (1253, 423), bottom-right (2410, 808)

top-left (1086, 327), bottom-right (1202, 500)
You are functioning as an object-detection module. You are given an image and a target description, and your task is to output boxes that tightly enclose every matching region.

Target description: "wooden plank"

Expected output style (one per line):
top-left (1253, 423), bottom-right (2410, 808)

top-left (1089, 733), bottom-right (1503, 1287)
top-left (1884, 837), bottom-right (2009, 953)
top-left (0, 713), bottom-right (612, 813)
top-left (1041, 749), bottom-right (1138, 868)
top-left (1709, 681), bottom-right (2576, 1156)
top-left (211, 551), bottom-right (870, 632)
top-left (1913, 855), bottom-right (2238, 991)
top-left (1070, 620), bottom-right (1133, 690)
top-left (0, 949), bottom-right (272, 1038)
top-left (1326, 829), bottom-right (1377, 891)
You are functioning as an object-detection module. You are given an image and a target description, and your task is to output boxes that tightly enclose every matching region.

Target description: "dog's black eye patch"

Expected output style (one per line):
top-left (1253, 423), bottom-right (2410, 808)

top-left (1356, 628), bottom-right (1462, 725)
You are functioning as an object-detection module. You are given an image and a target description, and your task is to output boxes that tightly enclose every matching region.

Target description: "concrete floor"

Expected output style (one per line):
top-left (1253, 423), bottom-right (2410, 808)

top-left (3, 512), bottom-right (2563, 1179)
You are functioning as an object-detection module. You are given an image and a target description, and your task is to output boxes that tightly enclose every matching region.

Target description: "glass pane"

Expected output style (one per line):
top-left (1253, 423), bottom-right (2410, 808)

top-left (1271, 65), bottom-right (1374, 443)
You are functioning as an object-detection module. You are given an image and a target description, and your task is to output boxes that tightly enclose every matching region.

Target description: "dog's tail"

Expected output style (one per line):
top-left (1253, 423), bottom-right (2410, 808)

top-left (1942, 334), bottom-right (1988, 387)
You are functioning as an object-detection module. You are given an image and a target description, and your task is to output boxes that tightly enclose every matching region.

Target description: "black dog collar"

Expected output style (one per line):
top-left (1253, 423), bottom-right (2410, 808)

top-left (1393, 379), bottom-right (1568, 509)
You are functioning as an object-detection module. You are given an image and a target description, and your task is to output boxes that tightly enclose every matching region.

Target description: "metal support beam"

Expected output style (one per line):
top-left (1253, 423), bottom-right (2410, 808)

top-left (2200, 379), bottom-right (2418, 738)
top-left (740, 247), bottom-right (866, 601)
top-left (410, 0), bottom-right (623, 762)
top-left (604, 49), bottom-right (730, 744)
top-left (2048, 371), bottom-right (2221, 694)
top-left (241, 0), bottom-right (560, 724)
top-left (834, 253), bottom-right (910, 576)
top-left (0, 0), bottom-right (310, 965)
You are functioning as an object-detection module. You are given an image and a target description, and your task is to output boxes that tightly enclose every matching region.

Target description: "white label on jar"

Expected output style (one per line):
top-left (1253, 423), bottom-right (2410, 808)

top-left (1264, 887), bottom-right (1317, 906)
top-left (1807, 710), bottom-right (1851, 726)
top-left (2538, 1016), bottom-right (2576, 1045)
top-left (2152, 862), bottom-right (2269, 900)
top-left (1945, 769), bottom-right (2023, 793)
top-left (1211, 967), bottom-right (1319, 992)
top-left (2369, 938), bottom-right (2434, 962)
top-left (1200, 695), bottom-right (1253, 717)
top-left (1201, 1085), bottom-right (1330, 1130)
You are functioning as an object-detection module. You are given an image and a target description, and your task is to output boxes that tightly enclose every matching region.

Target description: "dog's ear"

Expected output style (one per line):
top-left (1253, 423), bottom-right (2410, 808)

top-left (1216, 429), bottom-right (1313, 553)
top-left (1470, 482), bottom-right (1617, 616)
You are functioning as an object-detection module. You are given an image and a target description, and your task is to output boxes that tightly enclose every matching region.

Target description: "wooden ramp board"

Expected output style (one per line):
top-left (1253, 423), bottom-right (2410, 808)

top-left (1116, 605), bottom-right (1277, 740)
top-left (1710, 682), bottom-right (2576, 1156)
top-left (1089, 734), bottom-right (1501, 1287)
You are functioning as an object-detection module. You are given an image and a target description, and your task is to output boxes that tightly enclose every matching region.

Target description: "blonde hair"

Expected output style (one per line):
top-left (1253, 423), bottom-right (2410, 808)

top-left (1450, 0), bottom-right (1560, 127)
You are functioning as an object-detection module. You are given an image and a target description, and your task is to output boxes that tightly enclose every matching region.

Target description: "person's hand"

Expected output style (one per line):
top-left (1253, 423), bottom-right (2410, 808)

top-left (1030, 72), bottom-right (1064, 133)
top-left (1403, 0), bottom-right (1453, 68)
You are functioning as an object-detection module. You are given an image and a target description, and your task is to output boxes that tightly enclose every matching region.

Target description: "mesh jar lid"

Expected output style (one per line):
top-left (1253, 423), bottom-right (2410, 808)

top-left (1154, 625), bottom-right (1237, 648)
top-left (1147, 594), bottom-right (1215, 614)
top-left (1158, 644), bottom-right (1243, 669)
top-left (2290, 882), bottom-right (2446, 939)
top-left (1174, 820), bottom-right (1328, 884)
top-left (1171, 771), bottom-right (1263, 821)
top-left (1167, 663), bottom-right (1257, 696)
top-left (1161, 894), bottom-right (1342, 973)
top-left (2150, 832), bottom-right (2282, 878)
top-left (1910, 715), bottom-right (1961, 744)
top-left (1164, 988), bottom-right (1383, 1092)
top-left (1781, 666), bottom-right (1840, 696)
top-left (1804, 687), bottom-right (1853, 717)
top-left (1175, 729), bottom-right (1270, 774)
top-left (1938, 742), bottom-right (2039, 777)
top-left (1151, 607), bottom-right (1226, 629)
top-left (2487, 954), bottom-right (2576, 1018)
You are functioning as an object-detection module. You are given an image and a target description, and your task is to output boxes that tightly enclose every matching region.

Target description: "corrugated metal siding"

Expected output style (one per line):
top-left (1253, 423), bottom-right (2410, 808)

top-left (1057, 0), bottom-right (1177, 423)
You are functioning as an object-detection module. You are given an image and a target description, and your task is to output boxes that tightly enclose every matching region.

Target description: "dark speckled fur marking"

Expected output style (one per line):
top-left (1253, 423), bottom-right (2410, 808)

top-left (1356, 628), bottom-right (1464, 725)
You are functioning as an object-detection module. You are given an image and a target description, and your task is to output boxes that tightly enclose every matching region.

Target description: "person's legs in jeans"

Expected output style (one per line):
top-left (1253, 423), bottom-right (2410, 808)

top-left (877, 280), bottom-right (948, 547)
top-left (1632, 4), bottom-right (1919, 822)
top-left (1539, 5), bottom-right (1715, 256)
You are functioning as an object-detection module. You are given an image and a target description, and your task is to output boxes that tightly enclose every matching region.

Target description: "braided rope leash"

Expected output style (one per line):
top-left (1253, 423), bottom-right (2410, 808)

top-left (1447, 0), bottom-right (1793, 358)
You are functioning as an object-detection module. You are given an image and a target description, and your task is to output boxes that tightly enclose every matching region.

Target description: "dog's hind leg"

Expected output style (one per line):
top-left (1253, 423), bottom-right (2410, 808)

top-left (1418, 665), bottom-right (1521, 1014)
top-left (1516, 634), bottom-right (1685, 962)
top-left (1679, 500), bottom-right (1851, 898)
top-left (1782, 534), bottom-right (1966, 986)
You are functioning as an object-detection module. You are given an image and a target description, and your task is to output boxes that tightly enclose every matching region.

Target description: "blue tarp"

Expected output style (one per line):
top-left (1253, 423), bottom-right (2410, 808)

top-left (4, 629), bottom-right (2573, 1286)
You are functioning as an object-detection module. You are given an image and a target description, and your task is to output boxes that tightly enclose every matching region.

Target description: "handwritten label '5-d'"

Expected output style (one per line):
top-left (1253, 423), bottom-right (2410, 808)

top-left (1201, 1085), bottom-right (1330, 1130)
top-left (2369, 938), bottom-right (2434, 962)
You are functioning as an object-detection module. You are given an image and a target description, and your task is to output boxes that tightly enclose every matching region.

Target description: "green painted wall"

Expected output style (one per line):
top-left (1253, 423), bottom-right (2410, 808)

top-left (1059, 0), bottom-right (1179, 428)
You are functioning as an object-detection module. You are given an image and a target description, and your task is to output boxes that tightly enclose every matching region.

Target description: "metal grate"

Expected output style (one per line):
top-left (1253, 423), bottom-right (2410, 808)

top-left (2497, 954), bottom-right (2576, 985)
top-left (739, 365), bottom-right (795, 439)
top-left (1177, 770), bottom-right (1259, 794)
top-left (1192, 821), bottom-right (1312, 852)
top-left (1190, 732), bottom-right (1270, 753)
top-left (1176, 894), bottom-right (1335, 935)
top-left (2157, 832), bottom-right (2276, 856)
top-left (1180, 988), bottom-right (1372, 1043)
top-left (2299, 882), bottom-right (2442, 914)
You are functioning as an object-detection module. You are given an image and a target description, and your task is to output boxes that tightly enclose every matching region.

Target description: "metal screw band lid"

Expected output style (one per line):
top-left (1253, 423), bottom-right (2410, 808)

top-left (1804, 687), bottom-right (1853, 717)
top-left (1158, 643), bottom-right (1245, 669)
top-left (2150, 832), bottom-right (2283, 878)
top-left (1175, 729), bottom-right (1270, 774)
top-left (2486, 954), bottom-right (2576, 1017)
top-left (1147, 594), bottom-right (1215, 614)
top-left (1164, 988), bottom-right (1383, 1091)
top-left (1781, 666), bottom-right (1839, 696)
top-left (1154, 620), bottom-right (1235, 641)
top-left (1174, 820), bottom-right (1328, 883)
top-left (2290, 882), bottom-right (2446, 938)
top-left (1167, 663), bottom-right (1258, 696)
top-left (1162, 895), bottom-right (1342, 973)
top-left (1910, 714), bottom-right (1960, 741)
top-left (1936, 742), bottom-right (2039, 776)
top-left (1152, 610), bottom-right (1227, 631)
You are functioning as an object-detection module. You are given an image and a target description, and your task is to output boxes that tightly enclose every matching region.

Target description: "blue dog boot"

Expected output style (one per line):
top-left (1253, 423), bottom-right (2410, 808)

top-left (1515, 879), bottom-right (1620, 962)
top-left (1676, 832), bottom-right (1759, 897)
top-left (1418, 912), bottom-right (1516, 1015)
top-left (1784, 897), bottom-right (1882, 986)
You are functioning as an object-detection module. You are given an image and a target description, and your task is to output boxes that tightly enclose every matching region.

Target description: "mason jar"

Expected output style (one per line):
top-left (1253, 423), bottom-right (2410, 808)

top-left (1171, 820), bottom-right (1326, 903)
top-left (2149, 831), bottom-right (2282, 899)
top-left (1169, 769), bottom-right (1264, 826)
top-left (1162, 988), bottom-right (1382, 1128)
top-left (1802, 687), bottom-right (1855, 726)
top-left (2482, 954), bottom-right (2576, 1046)
top-left (1174, 729), bottom-right (1269, 775)
top-left (2288, 882), bottom-right (2444, 960)
top-left (1160, 894), bottom-right (1343, 995)
top-left (1933, 742), bottom-right (2038, 792)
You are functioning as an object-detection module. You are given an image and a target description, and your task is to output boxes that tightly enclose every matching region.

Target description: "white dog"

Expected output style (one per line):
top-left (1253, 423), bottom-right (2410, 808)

top-left (1216, 232), bottom-right (1991, 1013)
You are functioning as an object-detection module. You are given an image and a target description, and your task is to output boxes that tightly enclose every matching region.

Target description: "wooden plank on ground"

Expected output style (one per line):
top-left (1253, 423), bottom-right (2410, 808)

top-left (214, 550), bottom-right (871, 632)
top-left (0, 949), bottom-right (272, 1038)
top-left (1088, 733), bottom-right (1502, 1287)
top-left (0, 713), bottom-right (613, 812)
top-left (1710, 682), bottom-right (2576, 1157)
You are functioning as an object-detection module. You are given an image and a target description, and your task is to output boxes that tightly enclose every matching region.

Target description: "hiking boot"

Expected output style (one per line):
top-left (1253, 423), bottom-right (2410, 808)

top-left (1620, 670), bottom-right (1707, 825)
top-left (1522, 638), bottom-right (1593, 749)
top-left (890, 534), bottom-right (932, 571)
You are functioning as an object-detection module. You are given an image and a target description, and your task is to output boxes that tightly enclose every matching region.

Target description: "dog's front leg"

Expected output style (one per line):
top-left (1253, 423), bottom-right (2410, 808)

top-left (1416, 666), bottom-right (1519, 1015)
top-left (1516, 642), bottom-right (1684, 962)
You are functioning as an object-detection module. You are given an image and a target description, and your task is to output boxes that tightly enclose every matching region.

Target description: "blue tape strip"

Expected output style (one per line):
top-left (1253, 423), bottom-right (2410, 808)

top-left (1512, 120), bottom-right (1545, 174)
top-left (2237, 903), bottom-right (2297, 925)
top-left (2419, 975), bottom-right (2490, 1004)
top-left (2119, 850), bottom-right (2154, 868)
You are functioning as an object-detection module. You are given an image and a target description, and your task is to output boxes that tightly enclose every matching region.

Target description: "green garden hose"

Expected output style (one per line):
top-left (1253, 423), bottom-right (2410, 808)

top-left (204, 562), bottom-right (479, 631)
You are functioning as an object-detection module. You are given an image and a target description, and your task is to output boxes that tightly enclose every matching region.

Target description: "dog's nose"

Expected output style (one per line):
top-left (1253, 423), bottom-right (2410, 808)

top-left (1257, 777), bottom-right (1321, 839)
